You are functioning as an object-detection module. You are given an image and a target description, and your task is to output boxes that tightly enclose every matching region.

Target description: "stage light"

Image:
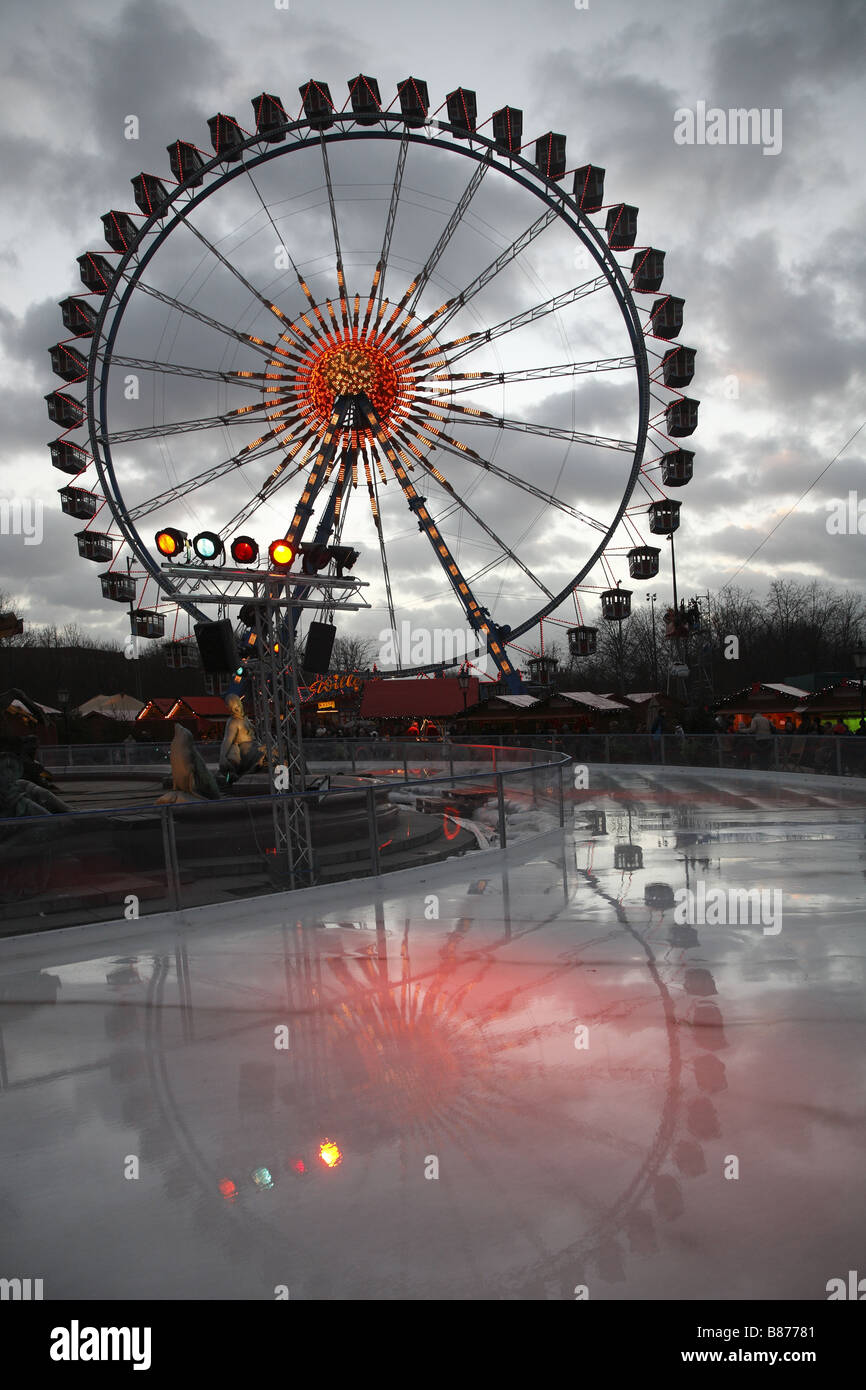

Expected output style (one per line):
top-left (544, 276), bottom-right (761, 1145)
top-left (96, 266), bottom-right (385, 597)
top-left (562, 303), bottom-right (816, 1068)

top-left (297, 541), bottom-right (330, 575)
top-left (269, 539), bottom-right (294, 569)
top-left (192, 530), bottom-right (224, 561)
top-left (331, 545), bottom-right (359, 577)
top-left (155, 527), bottom-right (187, 558)
top-left (231, 535), bottom-right (259, 565)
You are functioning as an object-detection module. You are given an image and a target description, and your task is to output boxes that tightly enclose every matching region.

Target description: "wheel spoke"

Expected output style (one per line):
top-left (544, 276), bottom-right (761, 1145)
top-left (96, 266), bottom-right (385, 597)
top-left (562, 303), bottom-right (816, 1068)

top-left (283, 396), bottom-right (355, 549)
top-left (408, 418), bottom-right (610, 533)
top-left (391, 425), bottom-right (554, 599)
top-left (367, 441), bottom-right (400, 662)
top-left (181, 214), bottom-right (292, 330)
top-left (104, 397), bottom-right (296, 445)
top-left (126, 428), bottom-right (310, 521)
top-left (415, 205), bottom-right (559, 338)
top-left (357, 393), bottom-right (518, 687)
top-left (130, 279), bottom-right (280, 360)
top-left (414, 274), bottom-right (608, 374)
top-left (319, 134), bottom-right (345, 305)
top-left (403, 157), bottom-right (489, 317)
top-left (423, 399), bottom-right (635, 454)
top-left (105, 356), bottom-right (266, 389)
top-left (371, 129), bottom-right (410, 316)
top-left (418, 356), bottom-right (635, 397)
top-left (219, 442), bottom-right (320, 538)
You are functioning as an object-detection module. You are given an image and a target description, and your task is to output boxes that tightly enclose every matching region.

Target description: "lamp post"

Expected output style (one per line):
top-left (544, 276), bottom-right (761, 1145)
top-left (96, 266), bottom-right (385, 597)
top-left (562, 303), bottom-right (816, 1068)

top-left (646, 592), bottom-right (658, 691)
top-left (853, 647), bottom-right (866, 729)
top-left (667, 531), bottom-right (679, 613)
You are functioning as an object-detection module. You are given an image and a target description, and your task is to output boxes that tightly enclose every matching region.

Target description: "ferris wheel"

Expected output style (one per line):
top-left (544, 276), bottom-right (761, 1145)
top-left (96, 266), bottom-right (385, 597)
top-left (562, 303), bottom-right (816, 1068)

top-left (46, 77), bottom-right (697, 690)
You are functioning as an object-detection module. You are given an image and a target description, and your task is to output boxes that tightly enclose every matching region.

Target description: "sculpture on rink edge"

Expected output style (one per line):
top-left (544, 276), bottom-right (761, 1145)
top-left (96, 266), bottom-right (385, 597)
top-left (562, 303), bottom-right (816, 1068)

top-left (157, 724), bottom-right (221, 804)
top-left (219, 694), bottom-right (267, 785)
top-left (0, 736), bottom-right (70, 817)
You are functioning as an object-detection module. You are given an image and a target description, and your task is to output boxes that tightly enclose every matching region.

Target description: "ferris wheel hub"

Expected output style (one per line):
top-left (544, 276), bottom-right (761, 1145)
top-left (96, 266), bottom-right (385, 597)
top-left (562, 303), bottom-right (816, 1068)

top-left (286, 324), bottom-right (423, 441)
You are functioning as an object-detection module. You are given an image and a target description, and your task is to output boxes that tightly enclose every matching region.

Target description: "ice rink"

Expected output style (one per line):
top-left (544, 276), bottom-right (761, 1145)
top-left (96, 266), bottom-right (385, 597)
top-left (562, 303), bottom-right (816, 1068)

top-left (1, 766), bottom-right (864, 1300)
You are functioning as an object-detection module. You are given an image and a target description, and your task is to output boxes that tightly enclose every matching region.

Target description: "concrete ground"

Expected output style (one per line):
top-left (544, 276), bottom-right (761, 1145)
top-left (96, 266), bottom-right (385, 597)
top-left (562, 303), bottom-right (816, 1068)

top-left (0, 766), bottom-right (863, 1300)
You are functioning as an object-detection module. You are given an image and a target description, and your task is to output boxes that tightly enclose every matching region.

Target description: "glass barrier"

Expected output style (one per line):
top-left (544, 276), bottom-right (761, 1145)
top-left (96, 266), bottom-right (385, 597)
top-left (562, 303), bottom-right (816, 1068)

top-left (0, 745), bottom-right (570, 934)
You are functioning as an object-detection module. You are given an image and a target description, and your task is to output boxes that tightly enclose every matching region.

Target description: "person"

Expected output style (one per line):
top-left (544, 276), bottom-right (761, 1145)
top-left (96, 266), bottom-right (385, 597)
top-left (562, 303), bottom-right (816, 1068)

top-left (749, 711), bottom-right (773, 769)
top-left (649, 709), bottom-right (664, 763)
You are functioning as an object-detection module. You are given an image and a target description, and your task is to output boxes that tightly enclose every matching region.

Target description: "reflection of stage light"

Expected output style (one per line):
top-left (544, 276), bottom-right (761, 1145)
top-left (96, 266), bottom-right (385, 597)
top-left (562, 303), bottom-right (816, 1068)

top-left (443, 806), bottom-right (461, 840)
top-left (251, 1166), bottom-right (274, 1190)
top-left (218, 1178), bottom-right (238, 1202)
top-left (318, 1140), bottom-right (342, 1168)
top-left (291, 1159), bottom-right (307, 1175)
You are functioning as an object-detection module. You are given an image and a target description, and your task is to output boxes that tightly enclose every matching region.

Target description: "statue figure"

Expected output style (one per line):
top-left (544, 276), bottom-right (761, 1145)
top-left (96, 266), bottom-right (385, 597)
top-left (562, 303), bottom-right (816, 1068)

top-left (0, 736), bottom-right (70, 817)
top-left (157, 724), bottom-right (221, 804)
top-left (219, 694), bottom-right (266, 784)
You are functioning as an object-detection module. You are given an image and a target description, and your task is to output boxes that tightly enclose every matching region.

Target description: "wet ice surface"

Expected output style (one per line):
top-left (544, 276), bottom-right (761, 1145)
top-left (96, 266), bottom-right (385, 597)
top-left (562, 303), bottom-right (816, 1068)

top-left (0, 767), bottom-right (864, 1301)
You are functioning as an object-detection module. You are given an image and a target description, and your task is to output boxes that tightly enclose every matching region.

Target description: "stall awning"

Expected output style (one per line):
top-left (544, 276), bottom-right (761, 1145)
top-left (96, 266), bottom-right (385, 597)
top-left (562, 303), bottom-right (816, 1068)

top-left (360, 676), bottom-right (479, 719)
top-left (558, 691), bottom-right (630, 711)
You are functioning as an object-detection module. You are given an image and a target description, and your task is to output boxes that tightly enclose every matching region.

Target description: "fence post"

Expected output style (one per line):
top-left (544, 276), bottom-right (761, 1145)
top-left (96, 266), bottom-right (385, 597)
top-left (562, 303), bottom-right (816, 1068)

top-left (350, 741), bottom-right (356, 772)
top-left (835, 738), bottom-right (842, 778)
top-left (557, 762), bottom-right (565, 828)
top-left (717, 735), bottom-right (723, 768)
top-left (660, 734), bottom-right (666, 765)
top-left (366, 783), bottom-right (380, 876)
top-left (604, 735), bottom-right (611, 763)
top-left (160, 805), bottom-right (181, 911)
top-left (496, 773), bottom-right (507, 848)
top-left (773, 736), bottom-right (779, 772)
top-left (403, 755), bottom-right (409, 783)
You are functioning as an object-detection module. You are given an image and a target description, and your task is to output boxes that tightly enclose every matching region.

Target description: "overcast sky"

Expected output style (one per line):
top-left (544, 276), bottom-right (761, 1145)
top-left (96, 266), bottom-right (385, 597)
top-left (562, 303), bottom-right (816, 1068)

top-left (1, 0), bottom-right (864, 669)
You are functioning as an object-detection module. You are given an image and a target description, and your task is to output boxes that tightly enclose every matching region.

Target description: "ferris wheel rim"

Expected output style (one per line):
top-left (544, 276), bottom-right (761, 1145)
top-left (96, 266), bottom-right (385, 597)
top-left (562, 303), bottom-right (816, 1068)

top-left (78, 105), bottom-right (652, 660)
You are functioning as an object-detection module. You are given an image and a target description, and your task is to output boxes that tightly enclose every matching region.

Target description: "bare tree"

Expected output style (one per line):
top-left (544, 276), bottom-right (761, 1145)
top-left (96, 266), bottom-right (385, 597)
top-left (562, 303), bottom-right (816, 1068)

top-left (330, 634), bottom-right (378, 672)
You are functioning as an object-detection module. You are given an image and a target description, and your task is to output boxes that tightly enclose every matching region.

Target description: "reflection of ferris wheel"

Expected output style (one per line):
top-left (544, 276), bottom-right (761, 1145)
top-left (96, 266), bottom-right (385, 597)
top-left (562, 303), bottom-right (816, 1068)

top-left (46, 77), bottom-right (697, 687)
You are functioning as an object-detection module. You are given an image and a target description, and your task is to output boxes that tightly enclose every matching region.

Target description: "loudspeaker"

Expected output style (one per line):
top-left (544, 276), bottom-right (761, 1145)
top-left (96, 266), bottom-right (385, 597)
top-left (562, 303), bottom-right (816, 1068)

top-left (194, 619), bottom-right (239, 673)
top-left (302, 621), bottom-right (336, 675)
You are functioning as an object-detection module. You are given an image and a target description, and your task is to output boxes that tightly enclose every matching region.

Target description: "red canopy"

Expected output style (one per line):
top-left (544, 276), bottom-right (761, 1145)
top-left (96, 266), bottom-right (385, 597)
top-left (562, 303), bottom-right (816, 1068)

top-left (360, 676), bottom-right (479, 719)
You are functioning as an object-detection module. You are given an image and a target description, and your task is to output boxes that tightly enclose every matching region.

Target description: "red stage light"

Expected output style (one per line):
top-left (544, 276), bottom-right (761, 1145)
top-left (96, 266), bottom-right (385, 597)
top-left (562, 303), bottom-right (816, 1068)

top-left (218, 1178), bottom-right (238, 1201)
top-left (269, 539), bottom-right (294, 568)
top-left (231, 535), bottom-right (258, 565)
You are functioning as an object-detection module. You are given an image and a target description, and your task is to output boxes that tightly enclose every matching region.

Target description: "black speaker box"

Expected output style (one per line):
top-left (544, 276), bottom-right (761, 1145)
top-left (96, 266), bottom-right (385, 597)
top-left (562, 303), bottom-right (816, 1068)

top-left (303, 621), bottom-right (336, 675)
top-left (194, 618), bottom-right (239, 673)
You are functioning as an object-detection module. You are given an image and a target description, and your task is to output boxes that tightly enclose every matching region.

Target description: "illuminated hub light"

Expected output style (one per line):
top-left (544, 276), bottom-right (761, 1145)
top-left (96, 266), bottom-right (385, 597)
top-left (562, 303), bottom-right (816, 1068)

top-left (155, 527), bottom-right (186, 558)
top-left (269, 539), bottom-right (294, 568)
top-left (318, 1140), bottom-right (342, 1169)
top-left (231, 535), bottom-right (259, 565)
top-left (192, 531), bottom-right (224, 561)
top-left (251, 1166), bottom-right (274, 1190)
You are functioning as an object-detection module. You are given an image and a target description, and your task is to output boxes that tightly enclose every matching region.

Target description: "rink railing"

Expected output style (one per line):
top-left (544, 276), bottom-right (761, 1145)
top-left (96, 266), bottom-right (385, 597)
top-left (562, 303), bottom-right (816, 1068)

top-left (0, 742), bottom-right (569, 935)
top-left (41, 731), bottom-right (866, 778)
